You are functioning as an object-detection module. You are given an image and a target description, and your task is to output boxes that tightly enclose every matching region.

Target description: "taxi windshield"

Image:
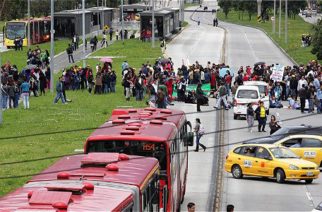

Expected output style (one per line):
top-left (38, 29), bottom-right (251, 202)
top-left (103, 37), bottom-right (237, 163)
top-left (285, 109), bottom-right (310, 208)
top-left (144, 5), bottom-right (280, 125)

top-left (269, 147), bottom-right (299, 158)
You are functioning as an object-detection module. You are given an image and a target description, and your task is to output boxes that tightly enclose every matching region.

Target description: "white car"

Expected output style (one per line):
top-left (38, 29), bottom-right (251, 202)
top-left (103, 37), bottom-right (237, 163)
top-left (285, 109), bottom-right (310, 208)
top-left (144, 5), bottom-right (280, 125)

top-left (243, 81), bottom-right (269, 110)
top-left (233, 85), bottom-right (269, 120)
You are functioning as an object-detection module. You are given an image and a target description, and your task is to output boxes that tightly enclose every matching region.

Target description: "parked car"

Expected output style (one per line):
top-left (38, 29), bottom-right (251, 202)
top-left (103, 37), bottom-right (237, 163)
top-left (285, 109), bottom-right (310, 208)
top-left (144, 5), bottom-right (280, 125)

top-left (243, 81), bottom-right (269, 111)
top-left (233, 85), bottom-right (269, 119)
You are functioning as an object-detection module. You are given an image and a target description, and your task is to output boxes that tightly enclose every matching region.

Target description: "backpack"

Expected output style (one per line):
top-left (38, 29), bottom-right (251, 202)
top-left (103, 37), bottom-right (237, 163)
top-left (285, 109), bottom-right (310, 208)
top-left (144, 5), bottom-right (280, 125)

top-left (199, 125), bottom-right (205, 136)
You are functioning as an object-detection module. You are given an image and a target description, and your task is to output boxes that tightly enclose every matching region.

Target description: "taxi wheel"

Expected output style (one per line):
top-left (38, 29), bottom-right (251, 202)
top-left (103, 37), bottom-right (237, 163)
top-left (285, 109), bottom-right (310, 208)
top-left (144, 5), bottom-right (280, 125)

top-left (305, 179), bottom-right (313, 184)
top-left (275, 169), bottom-right (285, 183)
top-left (232, 165), bottom-right (243, 179)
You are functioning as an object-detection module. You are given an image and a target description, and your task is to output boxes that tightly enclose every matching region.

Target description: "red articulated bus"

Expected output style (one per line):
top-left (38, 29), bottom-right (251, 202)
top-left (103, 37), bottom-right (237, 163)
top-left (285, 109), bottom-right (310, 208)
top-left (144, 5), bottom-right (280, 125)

top-left (0, 153), bottom-right (160, 212)
top-left (84, 108), bottom-right (194, 211)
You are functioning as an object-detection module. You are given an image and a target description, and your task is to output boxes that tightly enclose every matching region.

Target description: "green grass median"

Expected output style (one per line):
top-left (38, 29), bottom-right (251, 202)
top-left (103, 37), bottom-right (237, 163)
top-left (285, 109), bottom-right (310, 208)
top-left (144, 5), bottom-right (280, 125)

top-left (217, 10), bottom-right (321, 64)
top-left (0, 39), bottom-right (161, 196)
top-left (1, 38), bottom-right (71, 70)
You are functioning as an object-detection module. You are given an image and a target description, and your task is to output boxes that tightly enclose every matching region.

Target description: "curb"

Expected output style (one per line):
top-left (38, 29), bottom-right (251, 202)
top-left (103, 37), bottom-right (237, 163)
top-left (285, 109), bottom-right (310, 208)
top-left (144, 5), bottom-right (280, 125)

top-left (217, 19), bottom-right (298, 66)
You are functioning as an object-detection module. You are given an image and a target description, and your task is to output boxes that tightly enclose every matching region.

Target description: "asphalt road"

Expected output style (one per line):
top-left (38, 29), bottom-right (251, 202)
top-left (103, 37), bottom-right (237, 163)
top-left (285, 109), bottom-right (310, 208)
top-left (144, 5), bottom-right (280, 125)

top-left (166, 7), bottom-right (225, 211)
top-left (219, 10), bottom-right (322, 212)
top-left (167, 4), bottom-right (322, 212)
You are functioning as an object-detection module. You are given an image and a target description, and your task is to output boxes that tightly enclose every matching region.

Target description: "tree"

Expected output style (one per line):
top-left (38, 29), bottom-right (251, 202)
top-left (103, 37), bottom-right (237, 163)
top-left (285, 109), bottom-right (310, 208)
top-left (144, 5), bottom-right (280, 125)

top-left (232, 0), bottom-right (245, 20)
top-left (288, 0), bottom-right (306, 19)
top-left (243, 1), bottom-right (257, 21)
top-left (218, 0), bottom-right (232, 18)
top-left (311, 19), bottom-right (322, 60)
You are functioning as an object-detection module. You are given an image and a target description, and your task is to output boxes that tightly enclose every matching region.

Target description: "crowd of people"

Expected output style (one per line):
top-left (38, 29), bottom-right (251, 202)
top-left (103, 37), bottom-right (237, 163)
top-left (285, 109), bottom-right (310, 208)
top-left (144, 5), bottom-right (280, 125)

top-left (1, 46), bottom-right (51, 110)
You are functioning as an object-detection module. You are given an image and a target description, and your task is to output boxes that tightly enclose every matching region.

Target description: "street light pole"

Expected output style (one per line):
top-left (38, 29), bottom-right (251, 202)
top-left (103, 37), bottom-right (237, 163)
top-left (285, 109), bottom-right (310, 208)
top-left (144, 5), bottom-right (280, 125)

top-left (151, 0), bottom-right (155, 48)
top-left (50, 0), bottom-right (54, 93)
top-left (285, 0), bottom-right (288, 43)
top-left (273, 0), bottom-right (276, 33)
top-left (82, 0), bottom-right (86, 68)
top-left (121, 0), bottom-right (124, 44)
top-left (97, 0), bottom-right (100, 36)
top-left (278, 0), bottom-right (281, 38)
top-left (28, 0), bottom-right (31, 48)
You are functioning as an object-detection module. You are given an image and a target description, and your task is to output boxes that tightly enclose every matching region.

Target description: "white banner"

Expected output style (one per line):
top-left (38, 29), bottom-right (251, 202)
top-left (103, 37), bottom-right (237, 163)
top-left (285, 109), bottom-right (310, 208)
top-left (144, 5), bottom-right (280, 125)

top-left (270, 65), bottom-right (284, 82)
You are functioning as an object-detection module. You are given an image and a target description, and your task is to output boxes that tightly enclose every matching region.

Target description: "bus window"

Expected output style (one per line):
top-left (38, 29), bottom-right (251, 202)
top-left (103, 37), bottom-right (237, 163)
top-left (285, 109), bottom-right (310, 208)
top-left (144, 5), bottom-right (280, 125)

top-left (142, 174), bottom-right (159, 212)
top-left (87, 140), bottom-right (167, 170)
top-left (122, 202), bottom-right (134, 212)
top-left (5, 22), bottom-right (26, 40)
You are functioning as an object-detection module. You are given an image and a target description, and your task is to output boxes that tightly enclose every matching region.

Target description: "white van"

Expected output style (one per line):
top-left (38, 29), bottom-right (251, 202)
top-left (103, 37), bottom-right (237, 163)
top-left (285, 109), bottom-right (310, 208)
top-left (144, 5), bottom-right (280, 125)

top-left (243, 81), bottom-right (269, 110)
top-left (233, 85), bottom-right (269, 120)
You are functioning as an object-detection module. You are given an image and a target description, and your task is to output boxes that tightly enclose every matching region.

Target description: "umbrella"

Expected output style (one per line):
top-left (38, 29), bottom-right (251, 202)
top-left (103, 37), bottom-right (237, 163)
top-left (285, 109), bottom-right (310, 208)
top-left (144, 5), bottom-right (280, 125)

top-left (219, 67), bottom-right (230, 78)
top-left (100, 57), bottom-right (113, 63)
top-left (254, 61), bottom-right (265, 66)
top-left (160, 58), bottom-right (170, 64)
top-left (25, 64), bottom-right (38, 70)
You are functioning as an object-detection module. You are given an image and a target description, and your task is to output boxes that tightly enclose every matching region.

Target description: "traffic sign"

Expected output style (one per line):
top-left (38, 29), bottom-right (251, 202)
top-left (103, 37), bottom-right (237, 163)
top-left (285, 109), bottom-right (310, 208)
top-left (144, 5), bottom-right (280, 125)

top-left (271, 16), bottom-right (275, 21)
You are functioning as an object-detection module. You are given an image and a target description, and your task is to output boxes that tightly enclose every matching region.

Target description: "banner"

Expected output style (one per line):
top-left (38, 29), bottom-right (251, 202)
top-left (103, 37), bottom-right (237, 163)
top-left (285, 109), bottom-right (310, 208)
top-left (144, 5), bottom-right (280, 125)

top-left (270, 65), bottom-right (284, 82)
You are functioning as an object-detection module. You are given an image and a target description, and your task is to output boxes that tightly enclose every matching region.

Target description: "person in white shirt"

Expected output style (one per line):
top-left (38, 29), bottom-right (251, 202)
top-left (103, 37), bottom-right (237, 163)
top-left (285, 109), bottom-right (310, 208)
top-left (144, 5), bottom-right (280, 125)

top-left (297, 76), bottom-right (308, 91)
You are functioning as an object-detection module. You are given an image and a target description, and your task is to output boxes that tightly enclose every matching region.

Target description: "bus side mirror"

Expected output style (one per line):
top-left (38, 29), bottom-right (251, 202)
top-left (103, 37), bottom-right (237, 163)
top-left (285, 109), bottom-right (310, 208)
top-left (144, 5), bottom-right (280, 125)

top-left (184, 132), bottom-right (194, 146)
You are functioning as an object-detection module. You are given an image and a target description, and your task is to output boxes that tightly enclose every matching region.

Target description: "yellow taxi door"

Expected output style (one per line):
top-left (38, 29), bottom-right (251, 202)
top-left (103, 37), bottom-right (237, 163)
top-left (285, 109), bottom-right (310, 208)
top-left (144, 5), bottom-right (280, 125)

top-left (239, 146), bottom-right (257, 175)
top-left (293, 137), bottom-right (322, 166)
top-left (253, 147), bottom-right (274, 177)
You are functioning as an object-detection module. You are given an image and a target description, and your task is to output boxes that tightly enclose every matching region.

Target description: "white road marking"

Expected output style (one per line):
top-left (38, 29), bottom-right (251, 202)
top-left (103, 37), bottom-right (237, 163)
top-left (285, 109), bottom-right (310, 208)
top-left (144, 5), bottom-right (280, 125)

top-left (306, 191), bottom-right (313, 202)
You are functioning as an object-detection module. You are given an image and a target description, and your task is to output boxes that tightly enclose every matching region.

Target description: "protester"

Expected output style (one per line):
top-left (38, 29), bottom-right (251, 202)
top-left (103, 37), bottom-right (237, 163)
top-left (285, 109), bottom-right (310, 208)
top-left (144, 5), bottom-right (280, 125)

top-left (187, 202), bottom-right (196, 212)
top-left (53, 76), bottom-right (67, 104)
top-left (246, 103), bottom-right (255, 132)
top-left (269, 115), bottom-right (281, 135)
top-left (20, 78), bottom-right (30, 109)
top-left (66, 44), bottom-right (75, 63)
top-left (194, 118), bottom-right (206, 152)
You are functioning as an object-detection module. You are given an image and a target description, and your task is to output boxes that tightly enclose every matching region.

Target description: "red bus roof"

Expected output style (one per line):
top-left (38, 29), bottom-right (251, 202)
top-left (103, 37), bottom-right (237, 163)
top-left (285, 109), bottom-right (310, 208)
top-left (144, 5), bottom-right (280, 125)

top-left (29, 153), bottom-right (159, 190)
top-left (110, 107), bottom-right (186, 128)
top-left (0, 181), bottom-right (133, 211)
top-left (86, 119), bottom-right (177, 143)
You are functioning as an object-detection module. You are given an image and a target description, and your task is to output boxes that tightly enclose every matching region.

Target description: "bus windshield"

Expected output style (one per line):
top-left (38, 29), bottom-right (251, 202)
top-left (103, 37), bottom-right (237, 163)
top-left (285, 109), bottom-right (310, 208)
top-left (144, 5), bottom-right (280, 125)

top-left (5, 22), bottom-right (26, 39)
top-left (87, 140), bottom-right (167, 170)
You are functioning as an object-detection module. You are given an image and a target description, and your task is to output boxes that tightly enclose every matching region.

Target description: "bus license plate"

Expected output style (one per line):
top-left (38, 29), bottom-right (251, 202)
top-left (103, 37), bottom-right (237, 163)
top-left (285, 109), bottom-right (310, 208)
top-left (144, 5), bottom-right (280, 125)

top-left (307, 172), bottom-right (313, 176)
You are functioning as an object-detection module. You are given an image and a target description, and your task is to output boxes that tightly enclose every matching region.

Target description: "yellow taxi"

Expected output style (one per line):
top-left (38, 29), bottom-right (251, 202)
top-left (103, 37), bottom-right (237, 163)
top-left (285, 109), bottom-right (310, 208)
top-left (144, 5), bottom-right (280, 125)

top-left (273, 135), bottom-right (322, 167)
top-left (225, 144), bottom-right (320, 183)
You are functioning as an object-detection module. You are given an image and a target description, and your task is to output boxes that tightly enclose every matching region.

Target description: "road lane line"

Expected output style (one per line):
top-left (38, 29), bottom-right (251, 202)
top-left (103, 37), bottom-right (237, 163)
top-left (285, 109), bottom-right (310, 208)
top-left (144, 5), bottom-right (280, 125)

top-left (306, 192), bottom-right (312, 201)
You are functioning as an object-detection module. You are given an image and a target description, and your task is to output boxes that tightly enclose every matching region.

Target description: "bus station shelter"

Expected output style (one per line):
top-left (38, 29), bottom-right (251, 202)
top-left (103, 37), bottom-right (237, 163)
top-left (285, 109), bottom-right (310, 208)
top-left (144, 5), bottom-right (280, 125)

top-left (121, 4), bottom-right (152, 21)
top-left (54, 7), bottom-right (114, 38)
top-left (164, 7), bottom-right (181, 32)
top-left (140, 9), bottom-right (174, 39)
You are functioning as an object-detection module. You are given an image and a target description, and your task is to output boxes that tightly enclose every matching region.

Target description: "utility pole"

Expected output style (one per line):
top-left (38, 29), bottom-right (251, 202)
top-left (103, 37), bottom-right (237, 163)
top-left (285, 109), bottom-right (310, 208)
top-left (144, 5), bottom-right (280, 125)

top-left (121, 0), bottom-right (124, 44)
top-left (82, 0), bottom-right (86, 68)
top-left (28, 0), bottom-right (31, 48)
top-left (152, 0), bottom-right (155, 48)
top-left (50, 0), bottom-right (54, 93)
top-left (273, 0), bottom-right (276, 33)
top-left (278, 0), bottom-right (282, 38)
top-left (285, 0), bottom-right (288, 43)
top-left (97, 0), bottom-right (100, 35)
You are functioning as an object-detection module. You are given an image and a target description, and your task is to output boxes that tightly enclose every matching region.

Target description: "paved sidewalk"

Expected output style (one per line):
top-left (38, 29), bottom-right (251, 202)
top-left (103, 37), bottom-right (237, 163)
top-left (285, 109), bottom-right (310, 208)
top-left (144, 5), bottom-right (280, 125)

top-left (52, 40), bottom-right (111, 73)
